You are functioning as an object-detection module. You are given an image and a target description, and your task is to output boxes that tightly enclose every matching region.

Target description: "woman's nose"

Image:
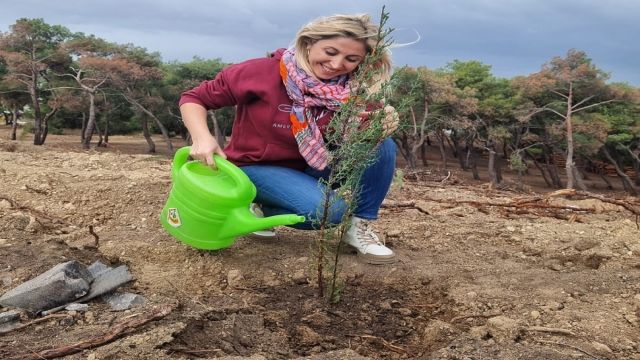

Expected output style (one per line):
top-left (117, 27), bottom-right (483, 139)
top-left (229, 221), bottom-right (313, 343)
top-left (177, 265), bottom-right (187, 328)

top-left (329, 58), bottom-right (345, 70)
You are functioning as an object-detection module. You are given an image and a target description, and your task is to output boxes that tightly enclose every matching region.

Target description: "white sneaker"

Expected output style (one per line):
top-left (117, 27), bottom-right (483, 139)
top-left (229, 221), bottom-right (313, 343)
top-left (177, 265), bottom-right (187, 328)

top-left (248, 203), bottom-right (277, 239)
top-left (343, 217), bottom-right (396, 264)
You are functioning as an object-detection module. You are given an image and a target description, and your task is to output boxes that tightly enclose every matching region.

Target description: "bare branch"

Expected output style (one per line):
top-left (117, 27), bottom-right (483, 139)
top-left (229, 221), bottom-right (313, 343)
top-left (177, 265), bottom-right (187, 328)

top-left (573, 99), bottom-right (617, 113)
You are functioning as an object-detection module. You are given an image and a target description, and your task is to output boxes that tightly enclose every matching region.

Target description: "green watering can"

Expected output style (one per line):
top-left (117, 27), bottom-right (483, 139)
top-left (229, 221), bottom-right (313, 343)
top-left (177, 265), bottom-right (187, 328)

top-left (160, 147), bottom-right (305, 250)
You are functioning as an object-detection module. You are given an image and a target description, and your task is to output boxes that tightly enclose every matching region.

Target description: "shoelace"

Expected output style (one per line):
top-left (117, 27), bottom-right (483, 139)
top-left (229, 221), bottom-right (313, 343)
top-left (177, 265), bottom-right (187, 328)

top-left (355, 220), bottom-right (385, 246)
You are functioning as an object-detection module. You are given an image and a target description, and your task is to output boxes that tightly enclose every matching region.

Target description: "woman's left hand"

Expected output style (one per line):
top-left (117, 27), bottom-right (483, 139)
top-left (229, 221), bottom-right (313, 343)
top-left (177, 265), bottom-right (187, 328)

top-left (381, 105), bottom-right (399, 137)
top-left (359, 105), bottom-right (399, 138)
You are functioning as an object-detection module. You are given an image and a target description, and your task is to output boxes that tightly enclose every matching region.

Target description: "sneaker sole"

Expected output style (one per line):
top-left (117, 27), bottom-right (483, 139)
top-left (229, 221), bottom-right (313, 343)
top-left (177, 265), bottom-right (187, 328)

top-left (246, 230), bottom-right (277, 240)
top-left (345, 244), bottom-right (396, 265)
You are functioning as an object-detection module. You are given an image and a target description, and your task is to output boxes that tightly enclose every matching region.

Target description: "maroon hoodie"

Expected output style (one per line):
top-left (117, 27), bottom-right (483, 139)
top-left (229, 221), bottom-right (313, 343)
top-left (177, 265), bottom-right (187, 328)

top-left (179, 48), bottom-right (333, 170)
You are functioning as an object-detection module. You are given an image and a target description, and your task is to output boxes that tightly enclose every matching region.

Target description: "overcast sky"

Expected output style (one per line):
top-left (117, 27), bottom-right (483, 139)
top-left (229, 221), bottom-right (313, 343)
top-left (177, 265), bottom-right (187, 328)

top-left (1, 0), bottom-right (638, 85)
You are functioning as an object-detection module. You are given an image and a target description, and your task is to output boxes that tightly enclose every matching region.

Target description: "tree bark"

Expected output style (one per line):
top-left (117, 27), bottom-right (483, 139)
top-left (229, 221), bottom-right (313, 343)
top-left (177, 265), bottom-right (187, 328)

top-left (208, 110), bottom-right (226, 147)
top-left (437, 130), bottom-right (448, 169)
top-left (81, 112), bottom-right (87, 142)
top-left (621, 146), bottom-right (640, 186)
top-left (40, 107), bottom-right (58, 145)
top-left (564, 82), bottom-right (577, 189)
top-left (10, 107), bottom-right (19, 141)
top-left (601, 146), bottom-right (638, 195)
top-left (525, 150), bottom-right (551, 187)
top-left (140, 116), bottom-right (156, 153)
top-left (466, 139), bottom-right (480, 180)
top-left (487, 144), bottom-right (500, 186)
top-left (123, 94), bottom-right (173, 152)
top-left (82, 92), bottom-right (97, 149)
top-left (28, 81), bottom-right (44, 145)
top-left (420, 142), bottom-right (428, 166)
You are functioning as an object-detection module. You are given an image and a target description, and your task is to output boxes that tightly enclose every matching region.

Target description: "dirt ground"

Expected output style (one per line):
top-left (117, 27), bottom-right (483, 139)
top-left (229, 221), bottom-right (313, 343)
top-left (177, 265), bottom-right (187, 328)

top-left (1, 126), bottom-right (640, 360)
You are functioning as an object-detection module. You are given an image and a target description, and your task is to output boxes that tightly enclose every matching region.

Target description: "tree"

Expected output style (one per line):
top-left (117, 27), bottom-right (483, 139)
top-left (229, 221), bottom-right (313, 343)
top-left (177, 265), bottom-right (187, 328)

top-left (109, 45), bottom-right (174, 153)
top-left (161, 57), bottom-right (231, 145)
top-left (0, 18), bottom-right (72, 145)
top-left (520, 49), bottom-right (618, 190)
top-left (63, 35), bottom-right (117, 149)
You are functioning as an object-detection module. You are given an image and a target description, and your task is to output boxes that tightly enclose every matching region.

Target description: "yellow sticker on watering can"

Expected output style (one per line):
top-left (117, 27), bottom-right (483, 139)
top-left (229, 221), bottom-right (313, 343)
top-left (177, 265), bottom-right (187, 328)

top-left (167, 208), bottom-right (182, 227)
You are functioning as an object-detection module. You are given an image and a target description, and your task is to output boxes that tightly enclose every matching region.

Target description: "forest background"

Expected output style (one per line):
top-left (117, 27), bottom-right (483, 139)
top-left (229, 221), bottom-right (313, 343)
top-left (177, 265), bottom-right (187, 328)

top-left (1, 18), bottom-right (639, 194)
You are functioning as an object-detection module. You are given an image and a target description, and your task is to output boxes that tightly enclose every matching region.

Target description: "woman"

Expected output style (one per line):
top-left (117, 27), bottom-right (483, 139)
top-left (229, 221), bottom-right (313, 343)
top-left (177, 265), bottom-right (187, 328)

top-left (179, 13), bottom-right (398, 264)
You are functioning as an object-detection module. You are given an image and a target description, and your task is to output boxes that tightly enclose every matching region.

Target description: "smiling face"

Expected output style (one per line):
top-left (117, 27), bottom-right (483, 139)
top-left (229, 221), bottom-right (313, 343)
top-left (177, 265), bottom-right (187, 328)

top-left (307, 37), bottom-right (367, 80)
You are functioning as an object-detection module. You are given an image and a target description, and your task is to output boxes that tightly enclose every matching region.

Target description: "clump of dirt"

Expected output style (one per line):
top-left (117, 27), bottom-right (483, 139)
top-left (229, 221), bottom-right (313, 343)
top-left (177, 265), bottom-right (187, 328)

top-left (1, 130), bottom-right (640, 360)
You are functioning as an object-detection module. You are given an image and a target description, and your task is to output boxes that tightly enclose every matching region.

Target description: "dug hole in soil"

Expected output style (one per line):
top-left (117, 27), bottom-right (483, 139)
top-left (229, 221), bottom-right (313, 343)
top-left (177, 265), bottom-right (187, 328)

top-left (0, 129), bottom-right (639, 359)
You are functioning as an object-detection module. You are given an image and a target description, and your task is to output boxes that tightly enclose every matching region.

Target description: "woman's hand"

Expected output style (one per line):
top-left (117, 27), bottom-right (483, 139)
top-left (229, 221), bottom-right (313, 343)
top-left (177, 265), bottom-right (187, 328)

top-left (180, 102), bottom-right (227, 168)
top-left (382, 105), bottom-right (399, 137)
top-left (358, 105), bottom-right (399, 138)
top-left (190, 134), bottom-right (227, 168)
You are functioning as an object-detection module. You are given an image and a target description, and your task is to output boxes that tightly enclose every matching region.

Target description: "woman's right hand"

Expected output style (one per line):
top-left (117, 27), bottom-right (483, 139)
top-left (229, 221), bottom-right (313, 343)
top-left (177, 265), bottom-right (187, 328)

top-left (189, 134), bottom-right (227, 168)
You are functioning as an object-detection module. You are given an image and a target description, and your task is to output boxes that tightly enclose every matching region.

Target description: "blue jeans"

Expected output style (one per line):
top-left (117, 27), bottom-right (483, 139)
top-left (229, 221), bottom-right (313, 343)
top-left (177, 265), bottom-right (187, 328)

top-left (240, 138), bottom-right (396, 230)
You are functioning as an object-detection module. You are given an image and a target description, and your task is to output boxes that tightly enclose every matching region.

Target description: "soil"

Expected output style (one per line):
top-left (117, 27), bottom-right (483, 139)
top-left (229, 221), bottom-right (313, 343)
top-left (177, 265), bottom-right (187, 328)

top-left (1, 126), bottom-right (639, 360)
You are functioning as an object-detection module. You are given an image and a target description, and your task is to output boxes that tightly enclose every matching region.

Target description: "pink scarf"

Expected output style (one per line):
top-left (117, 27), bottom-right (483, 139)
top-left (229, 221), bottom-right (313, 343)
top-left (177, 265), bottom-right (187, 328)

top-left (279, 48), bottom-right (352, 170)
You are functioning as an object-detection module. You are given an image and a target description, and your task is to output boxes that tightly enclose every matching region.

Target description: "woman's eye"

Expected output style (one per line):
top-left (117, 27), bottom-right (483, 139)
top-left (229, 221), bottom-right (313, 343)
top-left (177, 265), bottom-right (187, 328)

top-left (325, 50), bottom-right (337, 56)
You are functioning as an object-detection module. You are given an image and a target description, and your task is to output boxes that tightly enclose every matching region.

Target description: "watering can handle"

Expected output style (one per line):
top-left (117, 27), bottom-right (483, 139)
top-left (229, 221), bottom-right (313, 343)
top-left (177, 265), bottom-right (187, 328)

top-left (171, 147), bottom-right (192, 180)
top-left (171, 147), bottom-right (251, 189)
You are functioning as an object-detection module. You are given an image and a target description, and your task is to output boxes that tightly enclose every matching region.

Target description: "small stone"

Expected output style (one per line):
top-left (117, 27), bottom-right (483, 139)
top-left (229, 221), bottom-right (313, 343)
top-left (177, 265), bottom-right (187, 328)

top-left (295, 325), bottom-right (322, 346)
top-left (386, 230), bottom-right (401, 238)
top-left (549, 263), bottom-right (564, 271)
top-left (65, 303), bottom-right (89, 312)
top-left (226, 269), bottom-right (243, 288)
top-left (469, 326), bottom-right (490, 341)
top-left (486, 316), bottom-right (520, 342)
top-left (0, 310), bottom-right (21, 324)
top-left (397, 308), bottom-right (412, 316)
top-left (422, 320), bottom-right (460, 343)
top-left (574, 239), bottom-right (600, 252)
top-left (102, 292), bottom-right (145, 311)
top-left (530, 310), bottom-right (541, 320)
top-left (591, 341), bottom-right (613, 353)
top-left (624, 313), bottom-right (638, 325)
top-left (379, 300), bottom-right (392, 310)
top-left (84, 311), bottom-right (95, 324)
top-left (291, 269), bottom-right (308, 285)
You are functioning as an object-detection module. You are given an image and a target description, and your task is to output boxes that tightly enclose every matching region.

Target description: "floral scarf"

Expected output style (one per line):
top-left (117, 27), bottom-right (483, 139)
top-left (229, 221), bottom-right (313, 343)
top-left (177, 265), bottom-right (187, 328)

top-left (279, 48), bottom-right (351, 170)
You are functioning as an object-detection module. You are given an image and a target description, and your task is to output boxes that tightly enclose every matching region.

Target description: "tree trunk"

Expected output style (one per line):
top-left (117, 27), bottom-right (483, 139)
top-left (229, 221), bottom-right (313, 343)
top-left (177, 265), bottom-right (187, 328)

top-left (28, 82), bottom-right (44, 145)
top-left (82, 92), bottom-right (97, 150)
top-left (437, 130), bottom-right (448, 169)
top-left (95, 120), bottom-right (104, 147)
top-left (123, 95), bottom-right (173, 152)
top-left (455, 141), bottom-right (467, 170)
top-left (525, 150), bottom-right (551, 187)
top-left (564, 82), bottom-right (577, 189)
top-left (208, 110), bottom-right (226, 148)
top-left (487, 145), bottom-right (499, 186)
top-left (420, 142), bottom-right (428, 166)
top-left (466, 140), bottom-right (480, 180)
top-left (571, 165), bottom-right (588, 191)
top-left (10, 107), bottom-right (19, 141)
top-left (543, 148), bottom-right (563, 188)
top-left (81, 112), bottom-right (87, 142)
top-left (40, 107), bottom-right (58, 145)
top-left (392, 136), bottom-right (418, 170)
top-left (103, 113), bottom-right (110, 145)
top-left (601, 146), bottom-right (638, 195)
top-left (140, 116), bottom-right (156, 153)
top-left (622, 146), bottom-right (640, 186)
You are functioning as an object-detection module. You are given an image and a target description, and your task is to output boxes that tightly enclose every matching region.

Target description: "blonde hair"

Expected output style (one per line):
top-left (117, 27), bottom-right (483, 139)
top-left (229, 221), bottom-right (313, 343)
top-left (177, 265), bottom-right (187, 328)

top-left (293, 13), bottom-right (392, 90)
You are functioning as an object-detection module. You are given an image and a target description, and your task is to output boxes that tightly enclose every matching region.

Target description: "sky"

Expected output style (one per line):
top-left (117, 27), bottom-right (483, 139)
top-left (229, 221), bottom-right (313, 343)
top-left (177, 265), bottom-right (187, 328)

top-left (1, 0), bottom-right (638, 85)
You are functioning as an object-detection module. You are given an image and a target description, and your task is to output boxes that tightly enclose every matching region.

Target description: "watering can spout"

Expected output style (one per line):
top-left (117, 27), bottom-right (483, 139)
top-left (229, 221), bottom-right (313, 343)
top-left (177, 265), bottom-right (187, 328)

top-left (222, 207), bottom-right (306, 239)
